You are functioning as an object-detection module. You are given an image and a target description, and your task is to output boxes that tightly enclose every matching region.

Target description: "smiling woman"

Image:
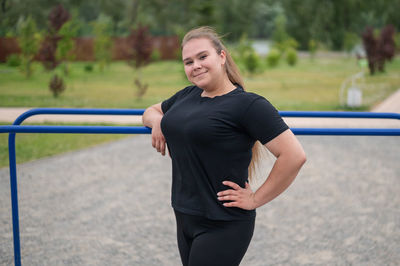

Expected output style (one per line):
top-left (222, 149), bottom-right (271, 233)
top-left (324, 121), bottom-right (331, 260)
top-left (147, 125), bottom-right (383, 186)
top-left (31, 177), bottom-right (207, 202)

top-left (142, 26), bottom-right (306, 266)
top-left (182, 38), bottom-right (235, 96)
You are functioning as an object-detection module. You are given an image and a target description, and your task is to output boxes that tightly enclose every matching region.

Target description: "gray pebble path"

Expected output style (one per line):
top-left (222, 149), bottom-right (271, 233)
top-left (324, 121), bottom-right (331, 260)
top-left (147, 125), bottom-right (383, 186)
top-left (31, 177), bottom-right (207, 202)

top-left (0, 135), bottom-right (399, 265)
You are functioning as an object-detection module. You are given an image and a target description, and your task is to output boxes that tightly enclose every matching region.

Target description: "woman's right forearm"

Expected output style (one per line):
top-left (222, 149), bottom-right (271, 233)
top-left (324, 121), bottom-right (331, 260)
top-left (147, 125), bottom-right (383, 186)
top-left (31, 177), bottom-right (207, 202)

top-left (143, 103), bottom-right (167, 156)
top-left (142, 103), bottom-right (163, 128)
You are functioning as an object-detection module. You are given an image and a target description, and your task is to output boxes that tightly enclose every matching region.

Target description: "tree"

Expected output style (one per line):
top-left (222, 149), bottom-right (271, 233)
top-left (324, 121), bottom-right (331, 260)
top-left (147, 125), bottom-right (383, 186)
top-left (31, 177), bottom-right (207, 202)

top-left (56, 20), bottom-right (79, 75)
top-left (127, 25), bottom-right (153, 100)
top-left (272, 13), bottom-right (289, 45)
top-left (362, 25), bottom-right (396, 75)
top-left (38, 4), bottom-right (70, 70)
top-left (99, 0), bottom-right (127, 35)
top-left (16, 16), bottom-right (42, 78)
top-left (215, 0), bottom-right (258, 41)
top-left (92, 14), bottom-right (113, 72)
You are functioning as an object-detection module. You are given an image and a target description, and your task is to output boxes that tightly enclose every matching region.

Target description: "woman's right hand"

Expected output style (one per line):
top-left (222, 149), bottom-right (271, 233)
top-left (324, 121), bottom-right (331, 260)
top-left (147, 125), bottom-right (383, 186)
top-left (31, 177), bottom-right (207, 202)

top-left (142, 103), bottom-right (167, 156)
top-left (151, 122), bottom-right (166, 156)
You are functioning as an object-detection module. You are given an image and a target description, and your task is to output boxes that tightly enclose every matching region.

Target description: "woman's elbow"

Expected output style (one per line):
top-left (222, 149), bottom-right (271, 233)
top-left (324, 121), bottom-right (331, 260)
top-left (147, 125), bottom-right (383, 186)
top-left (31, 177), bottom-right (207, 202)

top-left (296, 149), bottom-right (307, 168)
top-left (299, 150), bottom-right (307, 166)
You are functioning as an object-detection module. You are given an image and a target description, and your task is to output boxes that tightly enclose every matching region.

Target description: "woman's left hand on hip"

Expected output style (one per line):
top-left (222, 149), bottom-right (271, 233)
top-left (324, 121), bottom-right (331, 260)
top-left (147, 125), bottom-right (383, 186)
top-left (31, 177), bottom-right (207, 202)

top-left (217, 181), bottom-right (257, 210)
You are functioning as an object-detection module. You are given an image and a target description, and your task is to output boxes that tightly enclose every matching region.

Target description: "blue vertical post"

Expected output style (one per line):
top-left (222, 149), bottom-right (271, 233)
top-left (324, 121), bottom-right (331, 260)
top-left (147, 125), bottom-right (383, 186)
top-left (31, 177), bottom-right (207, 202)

top-left (8, 133), bottom-right (21, 266)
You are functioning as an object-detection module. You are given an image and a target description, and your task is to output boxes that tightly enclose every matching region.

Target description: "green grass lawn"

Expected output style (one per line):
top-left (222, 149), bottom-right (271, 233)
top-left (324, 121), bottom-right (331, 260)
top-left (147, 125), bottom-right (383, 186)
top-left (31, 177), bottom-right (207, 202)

top-left (1, 55), bottom-right (399, 168)
top-left (1, 56), bottom-right (399, 111)
top-left (0, 122), bottom-right (131, 168)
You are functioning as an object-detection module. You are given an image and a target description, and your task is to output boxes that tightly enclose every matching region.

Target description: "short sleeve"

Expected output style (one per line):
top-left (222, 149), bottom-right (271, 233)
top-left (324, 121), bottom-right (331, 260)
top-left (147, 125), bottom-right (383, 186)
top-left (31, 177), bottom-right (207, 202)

top-left (161, 93), bottom-right (178, 114)
top-left (161, 86), bottom-right (195, 114)
top-left (241, 97), bottom-right (289, 144)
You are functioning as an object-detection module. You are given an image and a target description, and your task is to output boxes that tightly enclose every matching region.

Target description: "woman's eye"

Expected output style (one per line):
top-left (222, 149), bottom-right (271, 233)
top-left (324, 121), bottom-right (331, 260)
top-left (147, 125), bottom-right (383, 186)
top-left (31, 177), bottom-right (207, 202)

top-left (185, 61), bottom-right (193, 65)
top-left (200, 55), bottom-right (207, 60)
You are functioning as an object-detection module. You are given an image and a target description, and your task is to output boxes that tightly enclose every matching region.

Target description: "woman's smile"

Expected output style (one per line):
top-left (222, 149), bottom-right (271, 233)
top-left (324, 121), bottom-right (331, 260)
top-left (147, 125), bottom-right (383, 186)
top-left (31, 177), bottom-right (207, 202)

top-left (193, 71), bottom-right (208, 78)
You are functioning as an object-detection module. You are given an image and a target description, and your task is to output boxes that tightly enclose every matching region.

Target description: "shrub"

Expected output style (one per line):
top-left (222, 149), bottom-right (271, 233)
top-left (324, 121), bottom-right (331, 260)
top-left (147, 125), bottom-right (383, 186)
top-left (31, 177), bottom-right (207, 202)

top-left (286, 48), bottom-right (298, 66)
top-left (233, 34), bottom-right (261, 74)
top-left (49, 74), bottom-right (66, 97)
top-left (266, 48), bottom-right (281, 67)
top-left (395, 32), bottom-right (400, 52)
top-left (362, 25), bottom-right (396, 74)
top-left (244, 51), bottom-right (260, 74)
top-left (6, 54), bottom-right (21, 67)
top-left (151, 48), bottom-right (161, 61)
top-left (308, 39), bottom-right (317, 60)
top-left (92, 14), bottom-right (113, 72)
top-left (16, 16), bottom-right (42, 77)
top-left (275, 38), bottom-right (299, 54)
top-left (343, 32), bottom-right (360, 55)
top-left (84, 64), bottom-right (93, 72)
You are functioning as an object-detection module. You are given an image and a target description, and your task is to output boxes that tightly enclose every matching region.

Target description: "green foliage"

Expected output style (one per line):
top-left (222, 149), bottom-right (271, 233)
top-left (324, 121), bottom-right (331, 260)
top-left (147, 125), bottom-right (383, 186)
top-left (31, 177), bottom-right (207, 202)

top-left (272, 13), bottom-right (289, 45)
top-left (233, 34), bottom-right (261, 74)
top-left (92, 15), bottom-right (113, 72)
top-left (1, 59), bottom-right (399, 111)
top-left (395, 32), bottom-right (400, 52)
top-left (84, 64), bottom-right (94, 72)
top-left (244, 51), bottom-right (261, 74)
top-left (151, 49), bottom-right (161, 61)
top-left (343, 32), bottom-right (360, 54)
top-left (271, 12), bottom-right (299, 62)
top-left (308, 39), bottom-right (318, 60)
top-left (236, 34), bottom-right (254, 56)
top-left (6, 54), bottom-right (21, 67)
top-left (275, 38), bottom-right (299, 54)
top-left (286, 48), bottom-right (298, 66)
top-left (56, 20), bottom-right (80, 75)
top-left (16, 16), bottom-right (42, 78)
top-left (266, 48), bottom-right (281, 67)
top-left (1, 0), bottom-right (399, 52)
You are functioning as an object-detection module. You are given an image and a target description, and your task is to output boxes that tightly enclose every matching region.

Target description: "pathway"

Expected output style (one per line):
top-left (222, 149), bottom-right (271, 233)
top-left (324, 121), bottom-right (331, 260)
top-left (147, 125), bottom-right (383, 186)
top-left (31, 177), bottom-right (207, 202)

top-left (0, 88), bottom-right (399, 128)
top-left (0, 135), bottom-right (399, 265)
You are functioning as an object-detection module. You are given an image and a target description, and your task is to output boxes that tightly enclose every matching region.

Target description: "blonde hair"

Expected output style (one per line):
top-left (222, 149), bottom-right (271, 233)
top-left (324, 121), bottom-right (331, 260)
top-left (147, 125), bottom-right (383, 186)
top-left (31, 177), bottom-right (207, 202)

top-left (182, 26), bottom-right (264, 182)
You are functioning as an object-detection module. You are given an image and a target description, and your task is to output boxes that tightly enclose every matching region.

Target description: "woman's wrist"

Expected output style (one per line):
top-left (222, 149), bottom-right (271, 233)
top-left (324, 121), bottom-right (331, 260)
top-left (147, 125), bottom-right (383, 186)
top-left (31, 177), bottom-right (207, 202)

top-left (143, 108), bottom-right (163, 128)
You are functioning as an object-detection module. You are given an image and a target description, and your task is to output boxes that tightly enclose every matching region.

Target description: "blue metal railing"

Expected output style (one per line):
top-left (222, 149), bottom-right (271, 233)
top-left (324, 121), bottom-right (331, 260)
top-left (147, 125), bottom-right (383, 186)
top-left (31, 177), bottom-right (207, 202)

top-left (0, 108), bottom-right (399, 266)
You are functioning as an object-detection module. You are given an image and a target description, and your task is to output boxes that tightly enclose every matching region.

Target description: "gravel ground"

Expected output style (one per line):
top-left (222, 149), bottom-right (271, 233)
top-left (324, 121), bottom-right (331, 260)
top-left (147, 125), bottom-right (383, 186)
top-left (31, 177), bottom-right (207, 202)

top-left (0, 135), bottom-right (399, 266)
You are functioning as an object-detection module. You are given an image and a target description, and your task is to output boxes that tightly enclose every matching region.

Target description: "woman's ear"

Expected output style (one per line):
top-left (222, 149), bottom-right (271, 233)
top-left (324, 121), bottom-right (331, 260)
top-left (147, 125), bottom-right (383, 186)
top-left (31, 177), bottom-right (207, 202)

top-left (220, 50), bottom-right (227, 65)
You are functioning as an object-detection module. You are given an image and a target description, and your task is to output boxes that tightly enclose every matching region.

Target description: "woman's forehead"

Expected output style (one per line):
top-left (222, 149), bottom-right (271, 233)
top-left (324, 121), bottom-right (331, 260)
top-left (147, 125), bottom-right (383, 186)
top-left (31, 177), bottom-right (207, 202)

top-left (182, 38), bottom-right (214, 59)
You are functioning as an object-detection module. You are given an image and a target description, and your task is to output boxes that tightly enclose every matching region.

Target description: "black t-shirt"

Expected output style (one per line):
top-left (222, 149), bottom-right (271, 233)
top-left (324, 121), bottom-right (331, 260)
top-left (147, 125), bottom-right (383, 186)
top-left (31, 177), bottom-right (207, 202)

top-left (161, 85), bottom-right (289, 220)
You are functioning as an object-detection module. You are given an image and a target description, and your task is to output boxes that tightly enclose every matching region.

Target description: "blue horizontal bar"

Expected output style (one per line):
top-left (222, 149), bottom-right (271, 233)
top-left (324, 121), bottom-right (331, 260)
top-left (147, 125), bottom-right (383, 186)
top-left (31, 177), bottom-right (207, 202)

top-left (279, 111), bottom-right (400, 119)
top-left (1, 125), bottom-right (399, 136)
top-left (13, 108), bottom-right (145, 125)
top-left (14, 108), bottom-right (400, 123)
top-left (17, 108), bottom-right (145, 116)
top-left (0, 125), bottom-right (151, 134)
top-left (291, 128), bottom-right (400, 136)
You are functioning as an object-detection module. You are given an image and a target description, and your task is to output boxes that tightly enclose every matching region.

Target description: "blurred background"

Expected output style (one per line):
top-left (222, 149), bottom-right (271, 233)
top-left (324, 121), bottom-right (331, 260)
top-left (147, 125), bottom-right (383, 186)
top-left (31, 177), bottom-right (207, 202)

top-left (0, 0), bottom-right (399, 165)
top-left (0, 2), bottom-right (399, 265)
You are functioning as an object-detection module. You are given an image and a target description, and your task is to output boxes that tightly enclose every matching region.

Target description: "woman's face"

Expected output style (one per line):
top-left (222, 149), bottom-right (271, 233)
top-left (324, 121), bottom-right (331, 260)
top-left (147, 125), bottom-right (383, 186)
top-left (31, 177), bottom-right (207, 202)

top-left (182, 38), bottom-right (226, 90)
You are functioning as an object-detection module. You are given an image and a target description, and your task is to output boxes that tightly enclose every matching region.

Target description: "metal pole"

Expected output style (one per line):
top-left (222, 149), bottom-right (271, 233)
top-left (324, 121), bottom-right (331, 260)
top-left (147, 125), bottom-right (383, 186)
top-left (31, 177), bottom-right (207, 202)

top-left (8, 133), bottom-right (21, 266)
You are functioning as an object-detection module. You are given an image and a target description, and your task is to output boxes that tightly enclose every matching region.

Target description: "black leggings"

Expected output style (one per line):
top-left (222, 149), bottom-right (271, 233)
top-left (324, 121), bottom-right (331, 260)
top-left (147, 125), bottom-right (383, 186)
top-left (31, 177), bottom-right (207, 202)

top-left (174, 210), bottom-right (255, 266)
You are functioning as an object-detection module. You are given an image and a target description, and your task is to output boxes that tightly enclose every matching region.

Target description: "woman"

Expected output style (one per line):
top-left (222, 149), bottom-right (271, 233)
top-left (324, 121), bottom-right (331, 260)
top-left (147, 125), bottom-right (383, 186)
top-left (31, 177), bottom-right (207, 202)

top-left (142, 26), bottom-right (306, 266)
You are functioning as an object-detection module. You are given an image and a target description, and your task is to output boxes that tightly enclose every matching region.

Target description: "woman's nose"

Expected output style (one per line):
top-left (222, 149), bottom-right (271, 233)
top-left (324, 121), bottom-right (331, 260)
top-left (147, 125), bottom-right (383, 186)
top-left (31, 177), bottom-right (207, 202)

top-left (192, 60), bottom-right (201, 69)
